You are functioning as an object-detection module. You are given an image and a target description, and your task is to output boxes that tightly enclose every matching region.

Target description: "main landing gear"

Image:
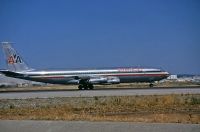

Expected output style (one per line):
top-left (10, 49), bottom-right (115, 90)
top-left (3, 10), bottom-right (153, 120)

top-left (78, 79), bottom-right (94, 90)
top-left (78, 83), bottom-right (94, 90)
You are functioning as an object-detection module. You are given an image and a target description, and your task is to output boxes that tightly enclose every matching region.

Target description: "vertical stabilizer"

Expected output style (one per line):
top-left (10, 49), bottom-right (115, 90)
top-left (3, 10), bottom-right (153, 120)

top-left (1, 42), bottom-right (32, 72)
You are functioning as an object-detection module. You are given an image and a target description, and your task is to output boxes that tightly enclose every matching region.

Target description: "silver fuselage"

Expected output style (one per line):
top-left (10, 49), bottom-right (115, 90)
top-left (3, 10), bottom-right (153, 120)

top-left (2, 67), bottom-right (169, 85)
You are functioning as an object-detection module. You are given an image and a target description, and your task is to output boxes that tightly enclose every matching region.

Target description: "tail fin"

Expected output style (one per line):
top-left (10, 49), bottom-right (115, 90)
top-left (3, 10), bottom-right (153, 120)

top-left (1, 42), bottom-right (32, 72)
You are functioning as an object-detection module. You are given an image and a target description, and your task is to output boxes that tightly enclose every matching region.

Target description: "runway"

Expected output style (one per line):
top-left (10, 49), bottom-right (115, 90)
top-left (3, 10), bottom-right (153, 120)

top-left (0, 120), bottom-right (199, 132)
top-left (0, 87), bottom-right (200, 99)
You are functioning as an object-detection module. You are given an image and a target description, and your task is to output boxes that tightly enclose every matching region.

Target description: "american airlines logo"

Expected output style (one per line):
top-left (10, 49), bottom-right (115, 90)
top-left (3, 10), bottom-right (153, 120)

top-left (118, 68), bottom-right (143, 72)
top-left (7, 54), bottom-right (22, 64)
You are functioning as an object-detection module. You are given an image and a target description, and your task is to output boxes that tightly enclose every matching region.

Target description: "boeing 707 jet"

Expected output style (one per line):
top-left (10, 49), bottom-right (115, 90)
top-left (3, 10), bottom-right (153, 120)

top-left (0, 42), bottom-right (169, 90)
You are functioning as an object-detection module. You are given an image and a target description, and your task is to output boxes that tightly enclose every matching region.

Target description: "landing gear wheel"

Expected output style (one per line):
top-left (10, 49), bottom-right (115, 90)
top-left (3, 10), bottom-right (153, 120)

top-left (149, 83), bottom-right (154, 87)
top-left (84, 86), bottom-right (88, 90)
top-left (78, 85), bottom-right (84, 90)
top-left (88, 84), bottom-right (94, 90)
top-left (78, 84), bottom-right (94, 90)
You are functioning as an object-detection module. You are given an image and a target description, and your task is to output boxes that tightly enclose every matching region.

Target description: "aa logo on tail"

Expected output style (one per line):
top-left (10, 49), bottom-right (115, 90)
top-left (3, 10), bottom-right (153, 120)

top-left (8, 54), bottom-right (22, 64)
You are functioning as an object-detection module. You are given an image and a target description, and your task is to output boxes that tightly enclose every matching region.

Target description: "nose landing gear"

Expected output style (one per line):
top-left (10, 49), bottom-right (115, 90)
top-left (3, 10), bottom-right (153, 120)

top-left (149, 83), bottom-right (154, 87)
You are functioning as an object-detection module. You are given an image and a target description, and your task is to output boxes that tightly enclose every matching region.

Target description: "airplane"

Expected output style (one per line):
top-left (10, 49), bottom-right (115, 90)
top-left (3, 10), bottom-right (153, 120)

top-left (0, 42), bottom-right (169, 90)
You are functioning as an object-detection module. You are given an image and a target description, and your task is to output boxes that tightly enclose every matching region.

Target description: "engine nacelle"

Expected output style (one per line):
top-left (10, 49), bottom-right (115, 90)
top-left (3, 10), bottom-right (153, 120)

top-left (89, 76), bottom-right (120, 84)
top-left (67, 79), bottom-right (79, 84)
top-left (89, 77), bottom-right (107, 84)
top-left (107, 76), bottom-right (120, 84)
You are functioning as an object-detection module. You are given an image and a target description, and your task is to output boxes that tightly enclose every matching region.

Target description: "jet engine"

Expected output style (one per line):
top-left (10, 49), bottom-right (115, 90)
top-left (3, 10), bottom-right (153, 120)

top-left (89, 76), bottom-right (120, 84)
top-left (106, 76), bottom-right (120, 84)
top-left (89, 77), bottom-right (107, 84)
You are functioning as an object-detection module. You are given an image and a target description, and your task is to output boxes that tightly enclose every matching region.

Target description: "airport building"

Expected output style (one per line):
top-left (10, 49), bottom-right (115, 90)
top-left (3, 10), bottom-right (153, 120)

top-left (167, 75), bottom-right (178, 80)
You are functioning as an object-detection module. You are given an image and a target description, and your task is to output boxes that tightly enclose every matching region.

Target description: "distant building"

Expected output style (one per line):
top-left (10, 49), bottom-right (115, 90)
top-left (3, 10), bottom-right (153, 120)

top-left (167, 75), bottom-right (178, 80)
top-left (192, 76), bottom-right (200, 83)
top-left (0, 74), bottom-right (47, 88)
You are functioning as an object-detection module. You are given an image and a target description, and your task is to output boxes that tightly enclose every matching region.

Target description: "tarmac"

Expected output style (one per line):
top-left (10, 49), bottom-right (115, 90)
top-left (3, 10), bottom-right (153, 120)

top-left (0, 120), bottom-right (199, 132)
top-left (0, 87), bottom-right (199, 99)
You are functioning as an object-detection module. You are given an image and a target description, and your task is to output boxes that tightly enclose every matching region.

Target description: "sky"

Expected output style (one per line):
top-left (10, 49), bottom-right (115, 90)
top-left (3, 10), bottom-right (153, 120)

top-left (0, 0), bottom-right (199, 74)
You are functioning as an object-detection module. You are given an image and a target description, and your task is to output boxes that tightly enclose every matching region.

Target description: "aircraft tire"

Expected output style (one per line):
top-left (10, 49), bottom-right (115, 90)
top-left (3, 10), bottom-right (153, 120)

top-left (88, 84), bottom-right (94, 90)
top-left (78, 85), bottom-right (84, 90)
top-left (149, 83), bottom-right (154, 87)
top-left (79, 83), bottom-right (93, 90)
top-left (84, 86), bottom-right (88, 90)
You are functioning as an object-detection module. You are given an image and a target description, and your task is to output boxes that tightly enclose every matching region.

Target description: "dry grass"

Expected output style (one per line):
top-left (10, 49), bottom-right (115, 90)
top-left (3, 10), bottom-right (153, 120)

top-left (0, 94), bottom-right (200, 123)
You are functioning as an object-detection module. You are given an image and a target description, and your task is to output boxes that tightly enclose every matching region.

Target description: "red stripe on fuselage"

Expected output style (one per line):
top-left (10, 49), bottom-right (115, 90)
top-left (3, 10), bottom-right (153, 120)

top-left (110, 73), bottom-right (167, 77)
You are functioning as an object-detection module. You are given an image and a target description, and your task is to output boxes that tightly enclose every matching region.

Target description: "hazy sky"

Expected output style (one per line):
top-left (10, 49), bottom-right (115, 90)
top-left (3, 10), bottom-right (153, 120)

top-left (0, 0), bottom-right (199, 74)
